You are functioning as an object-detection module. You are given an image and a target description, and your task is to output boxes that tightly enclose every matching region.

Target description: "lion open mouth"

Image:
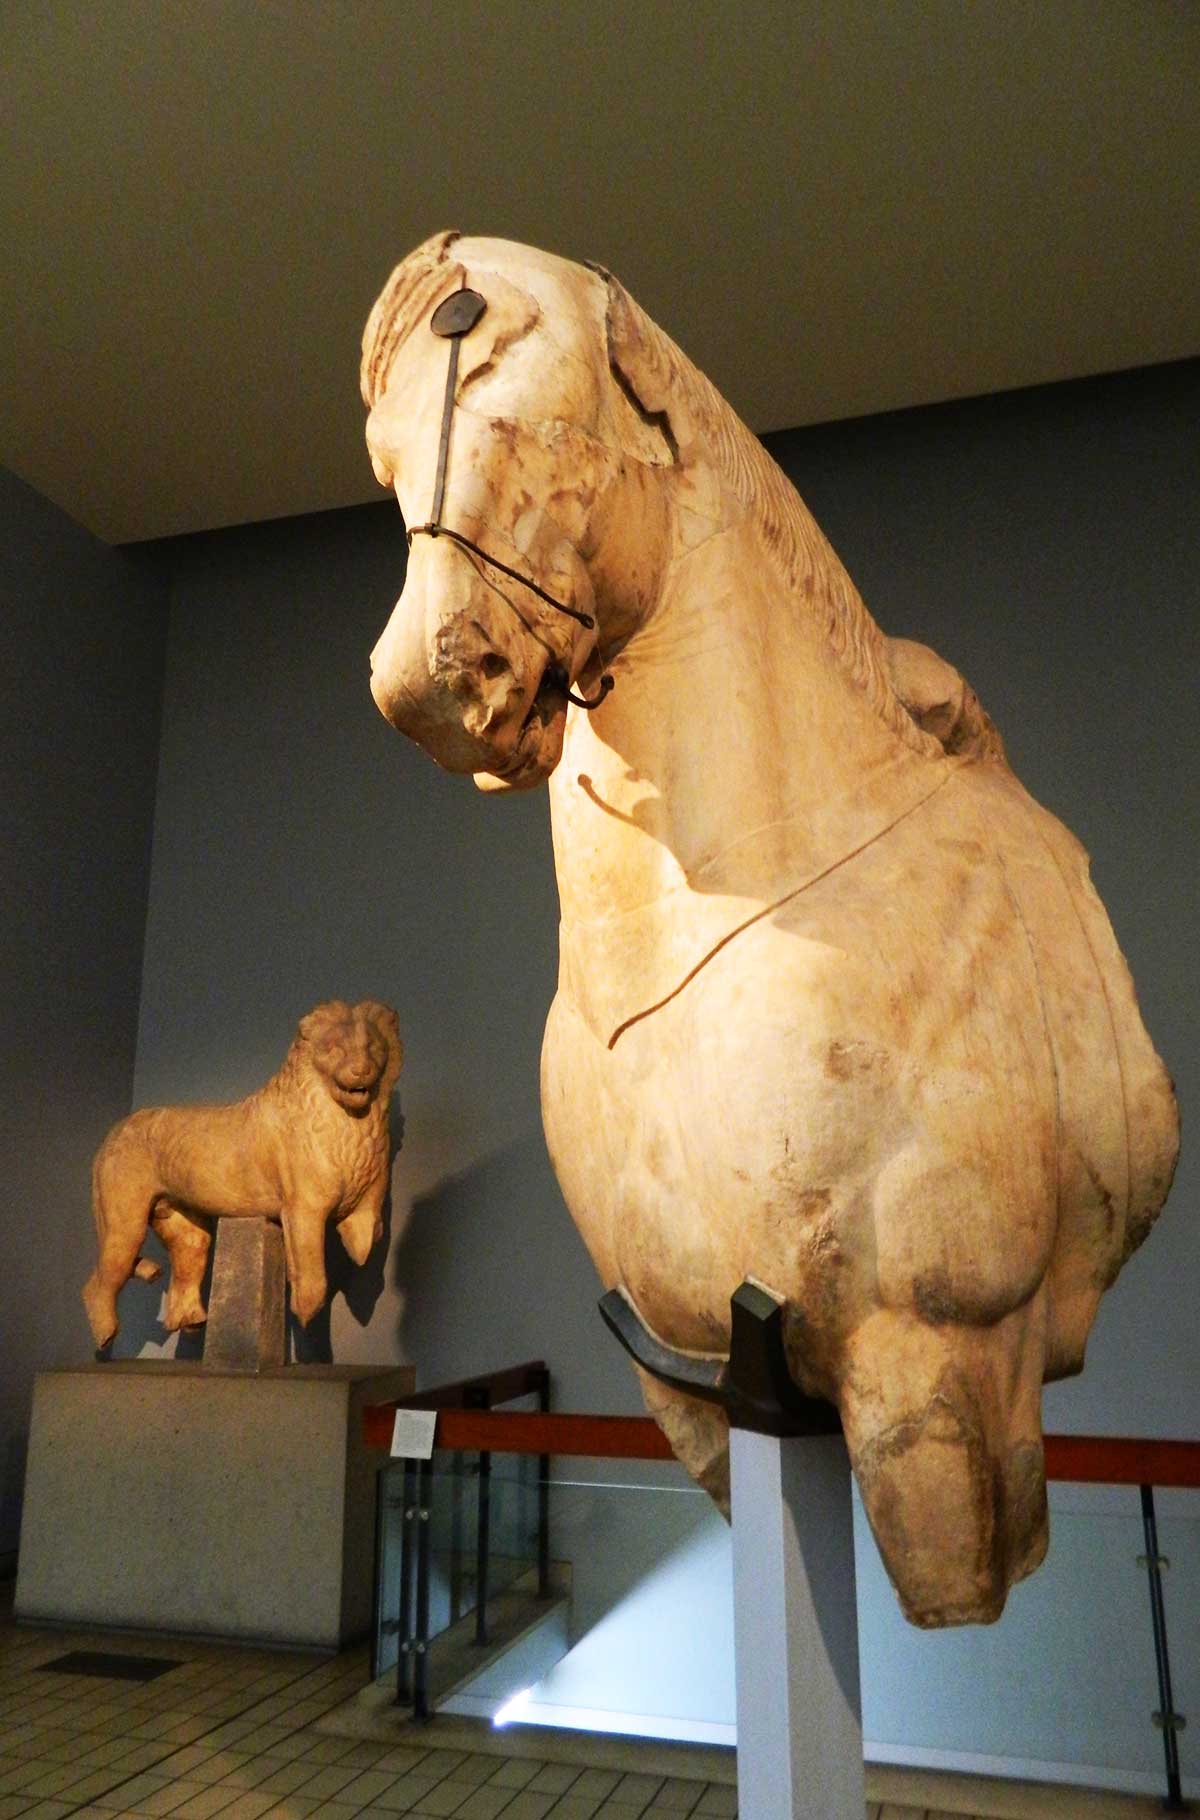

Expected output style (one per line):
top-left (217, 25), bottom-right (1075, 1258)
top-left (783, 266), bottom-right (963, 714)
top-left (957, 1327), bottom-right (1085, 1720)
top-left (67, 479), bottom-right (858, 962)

top-left (336, 1083), bottom-right (374, 1112)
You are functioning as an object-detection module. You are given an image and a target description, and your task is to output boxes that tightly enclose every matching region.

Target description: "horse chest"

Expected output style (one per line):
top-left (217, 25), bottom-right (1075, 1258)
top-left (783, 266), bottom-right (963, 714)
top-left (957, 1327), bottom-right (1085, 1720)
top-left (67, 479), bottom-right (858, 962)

top-left (543, 828), bottom-right (1062, 1356)
top-left (543, 919), bottom-right (901, 1350)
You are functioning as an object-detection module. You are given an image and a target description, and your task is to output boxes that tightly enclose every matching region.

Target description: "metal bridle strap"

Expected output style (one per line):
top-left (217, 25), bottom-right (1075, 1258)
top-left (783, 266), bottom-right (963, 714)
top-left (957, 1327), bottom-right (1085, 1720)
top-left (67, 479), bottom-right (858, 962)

top-left (414, 285), bottom-right (614, 712)
top-left (406, 522), bottom-right (595, 630)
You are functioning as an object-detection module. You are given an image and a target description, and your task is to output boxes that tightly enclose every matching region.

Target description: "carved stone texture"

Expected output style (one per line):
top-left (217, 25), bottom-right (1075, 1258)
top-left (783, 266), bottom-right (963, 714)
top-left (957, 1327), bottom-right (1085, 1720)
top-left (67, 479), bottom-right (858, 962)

top-left (83, 1000), bottom-right (403, 1353)
top-left (203, 1218), bottom-right (286, 1370)
top-left (361, 234), bottom-right (1179, 1626)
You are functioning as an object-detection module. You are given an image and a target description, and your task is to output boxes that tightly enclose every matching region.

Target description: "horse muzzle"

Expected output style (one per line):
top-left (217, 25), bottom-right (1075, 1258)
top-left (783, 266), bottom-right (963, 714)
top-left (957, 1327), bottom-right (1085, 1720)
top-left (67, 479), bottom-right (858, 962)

top-left (369, 608), bottom-right (570, 786)
top-left (370, 532), bottom-right (586, 782)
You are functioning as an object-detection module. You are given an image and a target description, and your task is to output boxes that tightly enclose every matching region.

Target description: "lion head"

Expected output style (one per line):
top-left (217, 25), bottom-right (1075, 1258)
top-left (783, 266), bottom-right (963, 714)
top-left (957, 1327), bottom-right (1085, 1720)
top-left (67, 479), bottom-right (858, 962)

top-left (296, 999), bottom-right (403, 1116)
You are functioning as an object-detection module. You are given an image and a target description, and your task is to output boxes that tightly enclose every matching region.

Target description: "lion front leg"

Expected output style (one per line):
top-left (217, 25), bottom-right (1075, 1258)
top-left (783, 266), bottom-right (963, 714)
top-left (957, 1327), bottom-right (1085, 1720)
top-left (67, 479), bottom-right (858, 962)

top-left (336, 1177), bottom-right (389, 1267)
top-left (281, 1200), bottom-right (330, 1328)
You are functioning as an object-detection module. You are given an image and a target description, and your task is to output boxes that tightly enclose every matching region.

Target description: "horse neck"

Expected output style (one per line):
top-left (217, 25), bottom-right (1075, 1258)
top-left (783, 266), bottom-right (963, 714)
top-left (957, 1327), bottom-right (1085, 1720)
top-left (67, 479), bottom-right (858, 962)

top-left (550, 490), bottom-right (930, 926)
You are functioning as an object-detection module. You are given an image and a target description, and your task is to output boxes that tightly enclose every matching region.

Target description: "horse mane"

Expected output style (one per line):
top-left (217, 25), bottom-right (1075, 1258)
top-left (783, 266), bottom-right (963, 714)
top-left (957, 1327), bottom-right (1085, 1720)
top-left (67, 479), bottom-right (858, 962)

top-left (602, 275), bottom-right (945, 759)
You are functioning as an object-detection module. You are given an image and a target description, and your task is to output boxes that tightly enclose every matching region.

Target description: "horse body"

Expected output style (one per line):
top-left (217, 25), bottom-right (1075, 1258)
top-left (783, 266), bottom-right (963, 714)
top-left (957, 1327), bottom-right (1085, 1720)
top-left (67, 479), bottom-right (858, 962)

top-left (540, 500), bottom-right (1169, 1623)
top-left (363, 234), bottom-right (1178, 1625)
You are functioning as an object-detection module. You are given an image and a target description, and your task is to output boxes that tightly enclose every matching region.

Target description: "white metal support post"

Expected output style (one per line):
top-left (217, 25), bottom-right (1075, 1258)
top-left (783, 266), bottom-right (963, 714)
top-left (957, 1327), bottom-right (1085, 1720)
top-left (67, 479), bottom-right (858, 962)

top-left (598, 1280), bottom-right (863, 1820)
top-left (731, 1428), bottom-right (864, 1820)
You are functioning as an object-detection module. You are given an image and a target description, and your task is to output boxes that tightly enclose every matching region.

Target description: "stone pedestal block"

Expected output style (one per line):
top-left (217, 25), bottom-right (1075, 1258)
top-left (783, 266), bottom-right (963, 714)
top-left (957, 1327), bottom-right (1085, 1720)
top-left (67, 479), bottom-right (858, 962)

top-left (15, 1361), bottom-right (414, 1649)
top-left (203, 1219), bottom-right (286, 1369)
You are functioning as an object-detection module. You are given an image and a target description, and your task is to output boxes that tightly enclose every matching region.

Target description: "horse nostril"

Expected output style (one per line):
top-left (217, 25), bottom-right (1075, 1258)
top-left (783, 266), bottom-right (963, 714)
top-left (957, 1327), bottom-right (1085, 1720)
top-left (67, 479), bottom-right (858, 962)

top-left (479, 652), bottom-right (510, 682)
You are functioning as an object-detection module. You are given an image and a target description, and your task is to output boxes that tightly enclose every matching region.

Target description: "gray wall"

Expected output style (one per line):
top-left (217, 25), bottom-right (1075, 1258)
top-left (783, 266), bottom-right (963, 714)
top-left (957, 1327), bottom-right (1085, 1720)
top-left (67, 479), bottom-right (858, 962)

top-left (0, 467), bottom-right (167, 1564)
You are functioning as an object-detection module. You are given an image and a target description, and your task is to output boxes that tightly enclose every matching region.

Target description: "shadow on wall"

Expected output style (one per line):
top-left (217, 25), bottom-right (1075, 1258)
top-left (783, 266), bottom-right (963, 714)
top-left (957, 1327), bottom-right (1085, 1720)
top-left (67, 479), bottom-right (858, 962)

top-left (392, 1130), bottom-right (639, 1414)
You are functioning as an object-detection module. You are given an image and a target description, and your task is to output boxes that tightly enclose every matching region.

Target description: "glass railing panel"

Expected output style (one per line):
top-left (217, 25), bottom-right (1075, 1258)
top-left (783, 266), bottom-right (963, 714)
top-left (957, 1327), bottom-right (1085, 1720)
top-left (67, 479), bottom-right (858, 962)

top-left (858, 1490), bottom-right (1197, 1797)
top-left (374, 1456), bottom-right (1196, 1800)
top-left (374, 1451), bottom-right (541, 1679)
top-left (374, 1459), bottom-right (733, 1741)
top-left (487, 1471), bottom-right (735, 1745)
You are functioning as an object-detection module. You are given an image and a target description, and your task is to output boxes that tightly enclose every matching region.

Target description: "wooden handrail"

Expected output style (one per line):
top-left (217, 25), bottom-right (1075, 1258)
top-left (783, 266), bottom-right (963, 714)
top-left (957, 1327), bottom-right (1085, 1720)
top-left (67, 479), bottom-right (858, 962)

top-left (364, 1405), bottom-right (673, 1458)
top-left (364, 1403), bottom-right (1200, 1487)
top-left (388, 1359), bottom-right (548, 1413)
top-left (1042, 1434), bottom-right (1200, 1489)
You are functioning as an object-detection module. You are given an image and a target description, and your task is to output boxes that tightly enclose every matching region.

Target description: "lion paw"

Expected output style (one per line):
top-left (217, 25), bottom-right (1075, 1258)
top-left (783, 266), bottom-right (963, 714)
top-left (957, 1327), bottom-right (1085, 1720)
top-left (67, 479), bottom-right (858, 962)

top-left (164, 1293), bottom-right (208, 1333)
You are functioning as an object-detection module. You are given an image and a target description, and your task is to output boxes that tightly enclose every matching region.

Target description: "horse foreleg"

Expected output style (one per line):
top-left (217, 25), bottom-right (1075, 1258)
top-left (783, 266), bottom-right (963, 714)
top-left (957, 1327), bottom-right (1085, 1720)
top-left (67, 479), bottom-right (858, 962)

top-left (839, 1291), bottom-right (1049, 1626)
top-left (151, 1202), bottom-right (213, 1331)
top-left (636, 1366), bottom-right (732, 1518)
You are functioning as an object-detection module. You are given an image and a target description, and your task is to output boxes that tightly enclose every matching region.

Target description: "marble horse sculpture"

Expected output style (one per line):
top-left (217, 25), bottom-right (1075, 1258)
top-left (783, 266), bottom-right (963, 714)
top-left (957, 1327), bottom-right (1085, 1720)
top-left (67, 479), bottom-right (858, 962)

top-left (361, 233), bottom-right (1178, 1625)
top-left (83, 999), bottom-right (403, 1350)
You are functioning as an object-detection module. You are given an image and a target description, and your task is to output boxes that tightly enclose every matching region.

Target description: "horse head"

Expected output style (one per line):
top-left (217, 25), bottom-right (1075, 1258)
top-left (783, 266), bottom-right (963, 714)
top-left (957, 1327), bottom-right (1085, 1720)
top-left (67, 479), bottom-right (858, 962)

top-left (363, 233), bottom-right (676, 791)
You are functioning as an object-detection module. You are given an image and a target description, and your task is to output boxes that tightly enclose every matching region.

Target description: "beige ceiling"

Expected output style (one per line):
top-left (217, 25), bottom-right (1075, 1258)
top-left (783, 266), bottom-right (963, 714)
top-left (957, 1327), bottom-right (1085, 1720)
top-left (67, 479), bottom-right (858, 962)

top-left (3, 0), bottom-right (1198, 546)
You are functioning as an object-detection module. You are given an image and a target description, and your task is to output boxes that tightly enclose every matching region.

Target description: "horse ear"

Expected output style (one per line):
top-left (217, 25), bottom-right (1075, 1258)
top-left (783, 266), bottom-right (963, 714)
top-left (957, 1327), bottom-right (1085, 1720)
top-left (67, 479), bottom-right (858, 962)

top-left (593, 268), bottom-right (688, 464)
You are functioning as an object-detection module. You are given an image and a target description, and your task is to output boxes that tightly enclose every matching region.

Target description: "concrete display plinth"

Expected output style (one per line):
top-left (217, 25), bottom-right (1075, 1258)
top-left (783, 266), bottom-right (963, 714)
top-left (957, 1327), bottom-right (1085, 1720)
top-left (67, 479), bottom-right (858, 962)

top-left (15, 1361), bottom-right (413, 1649)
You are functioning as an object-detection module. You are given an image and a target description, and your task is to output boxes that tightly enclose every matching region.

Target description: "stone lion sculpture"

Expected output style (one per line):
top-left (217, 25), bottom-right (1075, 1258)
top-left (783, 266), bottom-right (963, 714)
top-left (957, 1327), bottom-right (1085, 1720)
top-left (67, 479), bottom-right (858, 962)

top-left (82, 999), bottom-right (403, 1349)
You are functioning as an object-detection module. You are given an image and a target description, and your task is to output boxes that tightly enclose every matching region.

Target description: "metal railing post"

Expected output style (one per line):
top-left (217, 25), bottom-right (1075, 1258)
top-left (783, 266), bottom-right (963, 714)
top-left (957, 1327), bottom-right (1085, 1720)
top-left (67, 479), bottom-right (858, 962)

top-left (1139, 1483), bottom-right (1187, 1812)
top-left (448, 1449), bottom-right (466, 1625)
top-left (474, 1447), bottom-right (492, 1645)
top-left (537, 1367), bottom-right (551, 1599)
top-left (413, 1457), bottom-right (433, 1722)
top-left (370, 1465), bottom-right (386, 1683)
top-left (395, 1460), bottom-right (416, 1706)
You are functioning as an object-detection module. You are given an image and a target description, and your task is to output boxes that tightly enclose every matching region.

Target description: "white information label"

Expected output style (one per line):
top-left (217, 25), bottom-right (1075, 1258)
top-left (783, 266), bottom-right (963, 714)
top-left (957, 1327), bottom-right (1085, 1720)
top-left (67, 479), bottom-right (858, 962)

top-left (390, 1408), bottom-right (437, 1460)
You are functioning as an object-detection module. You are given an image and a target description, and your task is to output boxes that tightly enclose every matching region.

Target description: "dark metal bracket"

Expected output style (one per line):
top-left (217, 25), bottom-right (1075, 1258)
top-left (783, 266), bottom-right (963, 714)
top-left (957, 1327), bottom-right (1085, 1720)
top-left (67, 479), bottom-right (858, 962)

top-left (599, 1279), bottom-right (841, 1439)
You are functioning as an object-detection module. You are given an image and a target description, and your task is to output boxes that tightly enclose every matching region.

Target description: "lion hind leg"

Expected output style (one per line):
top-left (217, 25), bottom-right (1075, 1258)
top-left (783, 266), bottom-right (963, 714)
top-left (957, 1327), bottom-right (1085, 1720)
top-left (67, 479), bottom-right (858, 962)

top-left (151, 1202), bottom-right (212, 1332)
top-left (83, 1161), bottom-right (155, 1350)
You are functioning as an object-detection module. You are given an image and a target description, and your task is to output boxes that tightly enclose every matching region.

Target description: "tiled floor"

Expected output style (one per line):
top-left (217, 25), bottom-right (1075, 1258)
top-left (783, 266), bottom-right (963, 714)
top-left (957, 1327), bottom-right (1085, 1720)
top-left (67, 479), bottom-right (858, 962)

top-left (0, 1597), bottom-right (1170, 1820)
top-left (0, 1606), bottom-right (742, 1820)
